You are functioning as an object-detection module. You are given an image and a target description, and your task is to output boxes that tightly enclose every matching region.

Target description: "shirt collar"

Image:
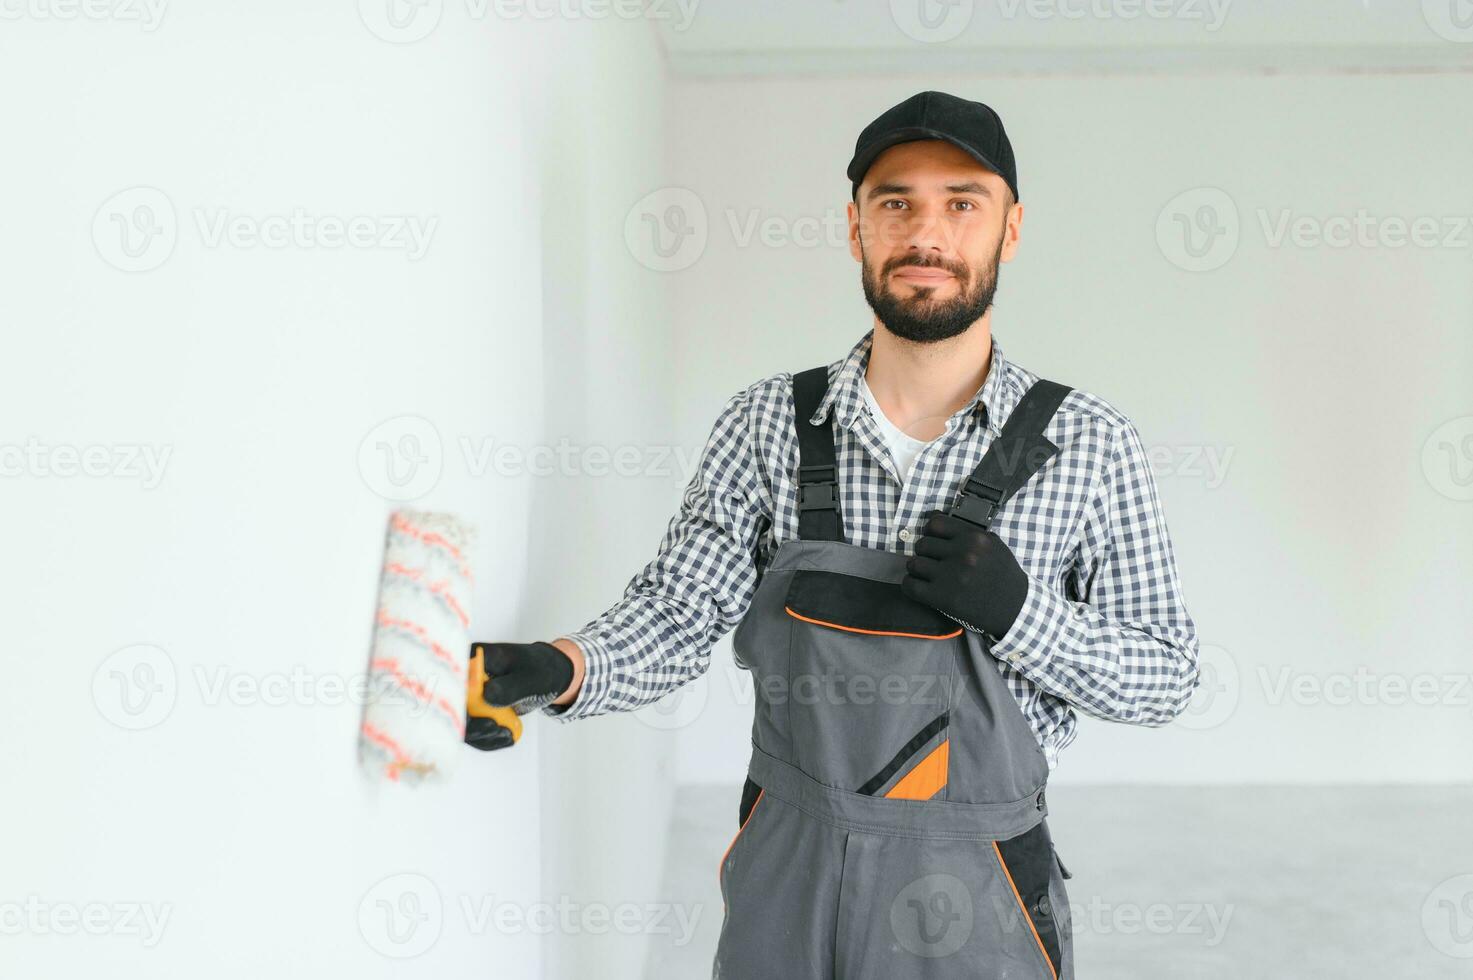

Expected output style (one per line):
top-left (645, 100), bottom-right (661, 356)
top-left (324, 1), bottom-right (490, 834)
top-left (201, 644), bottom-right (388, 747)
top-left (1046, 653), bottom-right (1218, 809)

top-left (810, 328), bottom-right (1013, 438)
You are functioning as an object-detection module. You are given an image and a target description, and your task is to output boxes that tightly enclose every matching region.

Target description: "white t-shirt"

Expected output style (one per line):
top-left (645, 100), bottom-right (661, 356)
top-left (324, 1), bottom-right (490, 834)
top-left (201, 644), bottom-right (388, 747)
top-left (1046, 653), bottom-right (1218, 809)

top-left (859, 375), bottom-right (936, 486)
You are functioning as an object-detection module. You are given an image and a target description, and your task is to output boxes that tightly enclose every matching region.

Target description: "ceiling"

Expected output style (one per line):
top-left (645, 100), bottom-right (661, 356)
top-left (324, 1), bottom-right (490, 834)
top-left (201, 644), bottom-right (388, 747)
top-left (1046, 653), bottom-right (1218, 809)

top-left (653, 0), bottom-right (1473, 76)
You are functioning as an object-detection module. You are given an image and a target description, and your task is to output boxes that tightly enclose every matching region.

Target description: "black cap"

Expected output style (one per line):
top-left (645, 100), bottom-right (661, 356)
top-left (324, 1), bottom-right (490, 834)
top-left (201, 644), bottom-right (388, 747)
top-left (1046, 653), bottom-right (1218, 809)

top-left (847, 90), bottom-right (1019, 204)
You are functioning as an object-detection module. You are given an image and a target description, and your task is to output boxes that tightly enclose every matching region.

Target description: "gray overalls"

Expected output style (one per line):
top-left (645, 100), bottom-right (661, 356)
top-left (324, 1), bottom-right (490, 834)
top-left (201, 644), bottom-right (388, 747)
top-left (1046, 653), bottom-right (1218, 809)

top-left (713, 364), bottom-right (1077, 980)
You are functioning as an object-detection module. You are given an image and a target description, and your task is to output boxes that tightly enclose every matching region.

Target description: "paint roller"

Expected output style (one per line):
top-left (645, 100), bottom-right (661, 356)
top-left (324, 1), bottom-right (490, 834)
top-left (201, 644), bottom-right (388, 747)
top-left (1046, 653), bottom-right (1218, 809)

top-left (357, 508), bottom-right (522, 784)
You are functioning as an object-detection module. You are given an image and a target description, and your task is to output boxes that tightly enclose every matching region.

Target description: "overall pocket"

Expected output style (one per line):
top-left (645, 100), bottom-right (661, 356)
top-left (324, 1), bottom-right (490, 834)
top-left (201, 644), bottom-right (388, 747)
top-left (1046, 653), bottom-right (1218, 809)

top-left (1048, 846), bottom-right (1074, 977)
top-left (782, 569), bottom-right (962, 796)
top-left (994, 821), bottom-right (1065, 980)
top-left (785, 568), bottom-right (963, 639)
top-left (719, 785), bottom-right (766, 893)
top-left (1052, 842), bottom-right (1074, 879)
top-left (833, 828), bottom-right (1063, 980)
top-left (737, 775), bottom-right (762, 828)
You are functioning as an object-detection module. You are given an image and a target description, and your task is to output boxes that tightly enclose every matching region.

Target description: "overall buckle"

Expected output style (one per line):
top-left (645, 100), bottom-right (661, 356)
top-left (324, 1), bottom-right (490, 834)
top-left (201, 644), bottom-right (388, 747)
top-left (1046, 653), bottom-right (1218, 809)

top-left (951, 475), bottom-right (1006, 528)
top-left (798, 464), bottom-right (837, 511)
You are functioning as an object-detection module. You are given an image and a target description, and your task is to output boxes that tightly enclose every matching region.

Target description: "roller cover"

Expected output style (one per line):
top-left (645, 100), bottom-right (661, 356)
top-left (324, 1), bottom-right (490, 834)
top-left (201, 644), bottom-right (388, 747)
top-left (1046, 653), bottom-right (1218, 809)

top-left (358, 509), bottom-right (476, 783)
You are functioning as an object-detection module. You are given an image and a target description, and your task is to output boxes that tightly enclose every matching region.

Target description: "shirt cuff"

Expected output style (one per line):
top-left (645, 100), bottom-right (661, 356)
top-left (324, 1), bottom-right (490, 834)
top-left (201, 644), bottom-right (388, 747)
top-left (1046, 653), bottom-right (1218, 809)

top-left (987, 572), bottom-right (1068, 673)
top-left (540, 631), bottom-right (610, 723)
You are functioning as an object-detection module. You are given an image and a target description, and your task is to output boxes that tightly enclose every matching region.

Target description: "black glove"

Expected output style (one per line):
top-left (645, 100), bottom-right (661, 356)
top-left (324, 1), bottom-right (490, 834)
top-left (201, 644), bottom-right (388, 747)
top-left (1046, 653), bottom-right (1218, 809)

top-left (464, 714), bottom-right (517, 752)
top-left (463, 641), bottom-right (574, 753)
top-left (477, 640), bottom-right (574, 714)
top-left (900, 510), bottom-right (1029, 641)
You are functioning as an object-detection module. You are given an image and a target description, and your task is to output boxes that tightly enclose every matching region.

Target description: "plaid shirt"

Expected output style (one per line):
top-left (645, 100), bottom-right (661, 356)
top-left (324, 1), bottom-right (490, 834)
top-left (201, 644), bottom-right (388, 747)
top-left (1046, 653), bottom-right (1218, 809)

top-left (545, 329), bottom-right (1200, 771)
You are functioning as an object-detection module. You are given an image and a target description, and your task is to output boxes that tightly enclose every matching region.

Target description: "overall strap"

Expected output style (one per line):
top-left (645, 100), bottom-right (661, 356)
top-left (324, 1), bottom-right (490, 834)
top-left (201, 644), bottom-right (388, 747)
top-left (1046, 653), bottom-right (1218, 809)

top-left (949, 378), bottom-right (1073, 531)
top-left (791, 365), bottom-right (845, 543)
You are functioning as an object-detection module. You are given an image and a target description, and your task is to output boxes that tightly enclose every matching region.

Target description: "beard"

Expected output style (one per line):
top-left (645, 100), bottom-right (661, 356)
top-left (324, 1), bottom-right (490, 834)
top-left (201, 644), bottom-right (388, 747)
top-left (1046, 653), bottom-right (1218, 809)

top-left (860, 234), bottom-right (1004, 344)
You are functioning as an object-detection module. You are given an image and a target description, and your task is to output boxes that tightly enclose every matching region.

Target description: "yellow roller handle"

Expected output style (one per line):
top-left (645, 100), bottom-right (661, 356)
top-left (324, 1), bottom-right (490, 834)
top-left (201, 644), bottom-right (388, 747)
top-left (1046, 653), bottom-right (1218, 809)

top-left (467, 647), bottom-right (523, 743)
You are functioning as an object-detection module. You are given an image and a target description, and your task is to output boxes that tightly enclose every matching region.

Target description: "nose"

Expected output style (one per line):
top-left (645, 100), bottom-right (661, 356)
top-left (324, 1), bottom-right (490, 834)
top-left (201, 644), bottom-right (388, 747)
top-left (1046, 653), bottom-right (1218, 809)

top-left (899, 203), bottom-right (957, 255)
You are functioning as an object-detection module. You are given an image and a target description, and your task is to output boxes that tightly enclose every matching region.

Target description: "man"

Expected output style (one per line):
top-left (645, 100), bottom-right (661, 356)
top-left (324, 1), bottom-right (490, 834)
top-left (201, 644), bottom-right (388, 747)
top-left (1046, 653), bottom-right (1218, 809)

top-left (467, 91), bottom-right (1200, 979)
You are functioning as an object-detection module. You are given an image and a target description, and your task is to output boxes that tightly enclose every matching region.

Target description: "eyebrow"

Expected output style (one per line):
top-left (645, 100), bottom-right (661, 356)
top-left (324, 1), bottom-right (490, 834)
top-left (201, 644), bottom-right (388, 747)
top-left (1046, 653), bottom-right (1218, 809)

top-left (865, 180), bottom-right (994, 203)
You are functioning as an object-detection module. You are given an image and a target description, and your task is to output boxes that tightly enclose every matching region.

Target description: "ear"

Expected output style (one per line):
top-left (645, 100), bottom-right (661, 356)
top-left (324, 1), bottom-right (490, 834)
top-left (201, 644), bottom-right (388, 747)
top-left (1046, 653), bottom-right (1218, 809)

top-left (999, 201), bottom-right (1024, 263)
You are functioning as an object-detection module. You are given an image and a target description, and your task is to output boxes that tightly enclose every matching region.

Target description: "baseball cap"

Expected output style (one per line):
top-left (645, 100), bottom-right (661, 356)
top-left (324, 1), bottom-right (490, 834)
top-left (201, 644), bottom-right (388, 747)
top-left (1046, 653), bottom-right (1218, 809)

top-left (847, 90), bottom-right (1019, 204)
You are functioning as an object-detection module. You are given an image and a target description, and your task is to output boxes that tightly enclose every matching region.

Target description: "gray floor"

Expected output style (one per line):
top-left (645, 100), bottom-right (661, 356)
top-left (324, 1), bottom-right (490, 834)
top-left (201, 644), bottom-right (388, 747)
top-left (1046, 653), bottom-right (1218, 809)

top-left (645, 784), bottom-right (1473, 979)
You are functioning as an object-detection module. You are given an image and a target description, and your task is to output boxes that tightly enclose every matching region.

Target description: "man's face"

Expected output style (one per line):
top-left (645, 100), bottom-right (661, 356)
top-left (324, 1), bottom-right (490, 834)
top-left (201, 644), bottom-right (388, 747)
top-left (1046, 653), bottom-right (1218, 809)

top-left (848, 139), bottom-right (1022, 344)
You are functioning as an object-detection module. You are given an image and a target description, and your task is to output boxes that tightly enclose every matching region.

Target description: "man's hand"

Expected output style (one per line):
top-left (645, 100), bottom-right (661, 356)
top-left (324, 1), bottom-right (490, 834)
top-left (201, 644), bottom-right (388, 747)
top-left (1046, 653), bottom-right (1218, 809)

top-left (900, 510), bottom-right (1029, 641)
top-left (464, 641), bottom-right (576, 752)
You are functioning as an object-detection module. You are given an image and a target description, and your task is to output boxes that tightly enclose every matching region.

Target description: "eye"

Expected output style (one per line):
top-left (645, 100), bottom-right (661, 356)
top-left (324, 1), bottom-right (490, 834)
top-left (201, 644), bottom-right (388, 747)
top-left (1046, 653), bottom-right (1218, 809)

top-left (882, 199), bottom-right (908, 210)
top-left (953, 200), bottom-right (975, 211)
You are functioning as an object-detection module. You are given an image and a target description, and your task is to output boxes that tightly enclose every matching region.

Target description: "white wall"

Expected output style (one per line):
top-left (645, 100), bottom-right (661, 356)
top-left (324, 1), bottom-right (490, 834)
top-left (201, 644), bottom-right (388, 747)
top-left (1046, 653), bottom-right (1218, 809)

top-left (519, 19), bottom-right (686, 980)
top-left (0, 6), bottom-right (672, 978)
top-left (661, 72), bottom-right (1473, 787)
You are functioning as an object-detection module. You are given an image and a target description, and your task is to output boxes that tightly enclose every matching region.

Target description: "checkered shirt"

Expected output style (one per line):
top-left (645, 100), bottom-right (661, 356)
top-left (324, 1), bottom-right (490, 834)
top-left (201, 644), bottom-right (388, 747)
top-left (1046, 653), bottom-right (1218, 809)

top-left (545, 329), bottom-right (1200, 771)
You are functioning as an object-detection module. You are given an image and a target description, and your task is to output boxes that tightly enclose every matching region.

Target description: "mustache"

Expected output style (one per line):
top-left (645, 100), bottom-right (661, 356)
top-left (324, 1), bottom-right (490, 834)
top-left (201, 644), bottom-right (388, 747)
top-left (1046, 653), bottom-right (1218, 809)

top-left (885, 256), bottom-right (964, 277)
